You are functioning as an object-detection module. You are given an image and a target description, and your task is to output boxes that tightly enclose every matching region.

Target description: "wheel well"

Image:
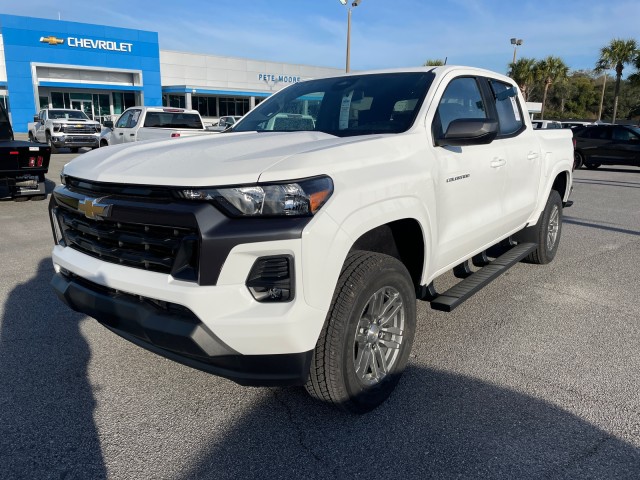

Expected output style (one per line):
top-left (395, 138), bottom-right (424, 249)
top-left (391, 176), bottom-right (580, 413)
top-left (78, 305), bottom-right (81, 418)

top-left (552, 171), bottom-right (569, 199)
top-left (100, 139), bottom-right (108, 147)
top-left (350, 219), bottom-right (424, 288)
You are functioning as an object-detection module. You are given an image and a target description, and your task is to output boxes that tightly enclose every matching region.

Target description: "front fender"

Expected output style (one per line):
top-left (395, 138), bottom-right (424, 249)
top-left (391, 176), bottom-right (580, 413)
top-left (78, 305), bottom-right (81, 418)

top-left (300, 196), bottom-right (432, 311)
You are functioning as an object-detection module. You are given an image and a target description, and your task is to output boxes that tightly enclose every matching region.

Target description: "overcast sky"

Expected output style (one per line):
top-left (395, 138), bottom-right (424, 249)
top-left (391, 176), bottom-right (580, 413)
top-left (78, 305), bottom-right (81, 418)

top-left (3, 1), bottom-right (640, 75)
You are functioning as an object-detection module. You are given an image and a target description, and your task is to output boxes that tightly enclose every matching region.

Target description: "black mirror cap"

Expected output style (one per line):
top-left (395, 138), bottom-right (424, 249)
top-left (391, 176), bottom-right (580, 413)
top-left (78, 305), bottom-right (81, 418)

top-left (103, 120), bottom-right (114, 129)
top-left (33, 115), bottom-right (39, 123)
top-left (436, 118), bottom-right (499, 147)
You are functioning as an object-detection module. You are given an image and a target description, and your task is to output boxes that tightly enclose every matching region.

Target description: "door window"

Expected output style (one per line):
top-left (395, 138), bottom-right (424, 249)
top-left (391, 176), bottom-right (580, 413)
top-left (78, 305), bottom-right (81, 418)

top-left (116, 111), bottom-right (132, 128)
top-left (489, 79), bottom-right (523, 136)
top-left (433, 77), bottom-right (487, 138)
top-left (612, 127), bottom-right (639, 142)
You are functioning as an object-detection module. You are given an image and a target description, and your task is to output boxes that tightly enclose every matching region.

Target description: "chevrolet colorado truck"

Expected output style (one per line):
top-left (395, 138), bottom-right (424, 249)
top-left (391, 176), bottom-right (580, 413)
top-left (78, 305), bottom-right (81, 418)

top-left (100, 106), bottom-right (210, 147)
top-left (49, 66), bottom-right (574, 413)
top-left (28, 108), bottom-right (101, 153)
top-left (1, 102), bottom-right (51, 201)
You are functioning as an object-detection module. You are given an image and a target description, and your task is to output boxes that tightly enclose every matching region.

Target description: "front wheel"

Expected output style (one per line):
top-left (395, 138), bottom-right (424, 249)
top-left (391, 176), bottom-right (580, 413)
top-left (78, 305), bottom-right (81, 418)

top-left (305, 251), bottom-right (416, 414)
top-left (526, 190), bottom-right (563, 265)
top-left (45, 132), bottom-right (58, 154)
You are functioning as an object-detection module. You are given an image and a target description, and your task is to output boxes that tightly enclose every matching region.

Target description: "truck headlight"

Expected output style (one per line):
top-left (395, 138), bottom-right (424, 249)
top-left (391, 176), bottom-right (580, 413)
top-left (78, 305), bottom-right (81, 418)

top-left (177, 176), bottom-right (333, 217)
top-left (52, 123), bottom-right (63, 132)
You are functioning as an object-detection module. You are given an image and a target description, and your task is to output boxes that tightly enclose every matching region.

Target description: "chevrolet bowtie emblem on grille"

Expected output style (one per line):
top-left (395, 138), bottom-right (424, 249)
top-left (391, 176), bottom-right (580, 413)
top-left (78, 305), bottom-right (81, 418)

top-left (78, 197), bottom-right (112, 220)
top-left (40, 36), bottom-right (65, 45)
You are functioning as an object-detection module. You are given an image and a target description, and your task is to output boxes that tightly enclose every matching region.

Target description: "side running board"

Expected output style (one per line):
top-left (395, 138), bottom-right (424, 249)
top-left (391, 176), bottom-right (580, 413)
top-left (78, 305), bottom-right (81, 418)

top-left (429, 242), bottom-right (537, 312)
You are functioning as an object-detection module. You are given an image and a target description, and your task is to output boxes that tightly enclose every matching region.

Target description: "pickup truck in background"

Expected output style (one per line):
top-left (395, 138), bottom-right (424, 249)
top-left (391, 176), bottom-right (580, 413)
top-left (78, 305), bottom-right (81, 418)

top-left (1, 102), bottom-right (50, 201)
top-left (28, 108), bottom-right (100, 153)
top-left (100, 107), bottom-right (211, 147)
top-left (49, 66), bottom-right (574, 413)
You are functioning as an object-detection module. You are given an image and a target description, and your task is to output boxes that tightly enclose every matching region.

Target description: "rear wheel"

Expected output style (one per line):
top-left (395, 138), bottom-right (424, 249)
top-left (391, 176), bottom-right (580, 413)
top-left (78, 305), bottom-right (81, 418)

top-left (585, 163), bottom-right (600, 169)
top-left (305, 251), bottom-right (416, 414)
top-left (574, 151), bottom-right (584, 170)
top-left (526, 190), bottom-right (563, 265)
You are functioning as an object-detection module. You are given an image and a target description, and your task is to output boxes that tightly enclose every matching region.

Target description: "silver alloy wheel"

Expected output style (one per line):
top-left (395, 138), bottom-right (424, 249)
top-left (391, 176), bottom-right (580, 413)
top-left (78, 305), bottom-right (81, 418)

top-left (547, 205), bottom-right (560, 251)
top-left (353, 286), bottom-right (405, 386)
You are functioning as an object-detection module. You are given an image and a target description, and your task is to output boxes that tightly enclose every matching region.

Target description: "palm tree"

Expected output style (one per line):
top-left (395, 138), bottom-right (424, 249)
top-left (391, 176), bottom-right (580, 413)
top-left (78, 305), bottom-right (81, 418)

top-left (535, 56), bottom-right (569, 120)
top-left (423, 59), bottom-right (446, 66)
top-left (596, 38), bottom-right (638, 123)
top-left (508, 57), bottom-right (537, 101)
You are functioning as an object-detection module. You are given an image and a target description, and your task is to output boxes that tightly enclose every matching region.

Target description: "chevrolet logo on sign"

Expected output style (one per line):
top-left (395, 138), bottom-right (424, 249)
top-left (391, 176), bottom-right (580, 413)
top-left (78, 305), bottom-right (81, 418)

top-left (78, 198), bottom-right (112, 220)
top-left (40, 36), bottom-right (65, 45)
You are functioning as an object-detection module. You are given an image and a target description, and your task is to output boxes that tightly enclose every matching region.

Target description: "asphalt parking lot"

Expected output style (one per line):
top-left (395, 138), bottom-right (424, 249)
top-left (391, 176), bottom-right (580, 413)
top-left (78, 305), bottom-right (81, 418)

top-left (1, 150), bottom-right (639, 479)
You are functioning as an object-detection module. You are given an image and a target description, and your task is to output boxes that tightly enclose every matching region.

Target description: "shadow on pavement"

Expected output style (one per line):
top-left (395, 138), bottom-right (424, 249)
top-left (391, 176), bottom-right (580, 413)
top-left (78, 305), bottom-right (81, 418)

top-left (178, 367), bottom-right (640, 480)
top-left (0, 259), bottom-right (106, 479)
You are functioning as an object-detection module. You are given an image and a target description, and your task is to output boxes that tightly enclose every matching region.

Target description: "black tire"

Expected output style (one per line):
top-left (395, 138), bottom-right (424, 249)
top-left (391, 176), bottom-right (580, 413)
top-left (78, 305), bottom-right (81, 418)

top-left (30, 195), bottom-right (47, 201)
top-left (45, 132), bottom-right (58, 154)
top-left (100, 140), bottom-right (108, 148)
top-left (28, 132), bottom-right (35, 142)
top-left (526, 190), bottom-right (563, 265)
top-left (305, 251), bottom-right (416, 414)
top-left (574, 151), bottom-right (584, 170)
top-left (13, 196), bottom-right (29, 202)
top-left (70, 147), bottom-right (79, 153)
top-left (585, 163), bottom-right (600, 169)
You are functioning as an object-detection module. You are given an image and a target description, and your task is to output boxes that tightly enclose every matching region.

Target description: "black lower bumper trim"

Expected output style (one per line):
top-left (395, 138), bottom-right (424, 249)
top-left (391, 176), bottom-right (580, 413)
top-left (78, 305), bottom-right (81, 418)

top-left (51, 272), bottom-right (313, 386)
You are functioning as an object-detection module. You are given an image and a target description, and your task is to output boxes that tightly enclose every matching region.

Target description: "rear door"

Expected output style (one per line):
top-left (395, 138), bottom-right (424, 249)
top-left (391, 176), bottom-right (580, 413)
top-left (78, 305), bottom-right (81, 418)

top-left (485, 77), bottom-right (541, 230)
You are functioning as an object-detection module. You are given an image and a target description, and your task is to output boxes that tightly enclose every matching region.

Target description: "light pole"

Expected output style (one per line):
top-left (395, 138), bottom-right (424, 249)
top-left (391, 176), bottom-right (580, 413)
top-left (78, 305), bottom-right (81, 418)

top-left (340, 0), bottom-right (362, 73)
top-left (510, 37), bottom-right (523, 64)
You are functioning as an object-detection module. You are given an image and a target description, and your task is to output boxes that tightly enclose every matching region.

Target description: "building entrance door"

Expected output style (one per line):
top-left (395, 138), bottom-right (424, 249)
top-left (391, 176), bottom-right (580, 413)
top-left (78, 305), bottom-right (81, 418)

top-left (71, 100), bottom-right (94, 120)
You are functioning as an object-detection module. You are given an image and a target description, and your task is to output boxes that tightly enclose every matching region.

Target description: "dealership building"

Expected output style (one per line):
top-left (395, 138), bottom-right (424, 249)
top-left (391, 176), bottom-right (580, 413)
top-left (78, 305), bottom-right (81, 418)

top-left (0, 14), bottom-right (343, 132)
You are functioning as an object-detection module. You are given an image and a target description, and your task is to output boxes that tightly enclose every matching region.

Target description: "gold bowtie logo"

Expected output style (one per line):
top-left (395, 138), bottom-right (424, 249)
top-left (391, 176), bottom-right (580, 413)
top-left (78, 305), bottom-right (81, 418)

top-left (40, 36), bottom-right (65, 45)
top-left (78, 198), bottom-right (112, 220)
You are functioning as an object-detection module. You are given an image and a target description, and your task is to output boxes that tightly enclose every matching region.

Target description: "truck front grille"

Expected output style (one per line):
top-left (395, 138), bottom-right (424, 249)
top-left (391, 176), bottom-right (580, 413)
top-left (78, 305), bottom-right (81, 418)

top-left (62, 125), bottom-right (99, 134)
top-left (55, 207), bottom-right (199, 279)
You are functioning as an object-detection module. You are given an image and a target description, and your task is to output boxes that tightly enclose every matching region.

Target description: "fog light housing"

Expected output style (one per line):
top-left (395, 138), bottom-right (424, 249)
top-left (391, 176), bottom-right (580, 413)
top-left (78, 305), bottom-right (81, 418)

top-left (246, 255), bottom-right (294, 302)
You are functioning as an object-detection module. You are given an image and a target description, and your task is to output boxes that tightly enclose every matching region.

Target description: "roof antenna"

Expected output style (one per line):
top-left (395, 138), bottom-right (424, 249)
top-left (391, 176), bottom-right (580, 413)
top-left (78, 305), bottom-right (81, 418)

top-left (58, 12), bottom-right (61, 20)
top-left (444, 57), bottom-right (448, 65)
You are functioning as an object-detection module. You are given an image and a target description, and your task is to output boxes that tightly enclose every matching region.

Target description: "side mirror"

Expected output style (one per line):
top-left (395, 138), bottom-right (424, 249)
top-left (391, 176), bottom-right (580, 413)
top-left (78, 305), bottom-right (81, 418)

top-left (33, 115), bottom-right (39, 123)
top-left (436, 118), bottom-right (499, 147)
top-left (103, 120), bottom-right (114, 129)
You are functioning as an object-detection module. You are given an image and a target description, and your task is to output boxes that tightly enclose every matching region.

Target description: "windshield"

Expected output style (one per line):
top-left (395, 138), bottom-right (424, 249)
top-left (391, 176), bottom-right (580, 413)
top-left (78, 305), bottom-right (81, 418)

top-left (49, 110), bottom-right (90, 120)
top-left (233, 72), bottom-right (435, 137)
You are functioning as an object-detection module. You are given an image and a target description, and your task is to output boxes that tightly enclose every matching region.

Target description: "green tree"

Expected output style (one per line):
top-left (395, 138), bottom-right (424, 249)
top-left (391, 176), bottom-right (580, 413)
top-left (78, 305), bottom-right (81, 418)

top-left (507, 57), bottom-right (537, 101)
top-left (596, 38), bottom-right (638, 123)
top-left (423, 59), bottom-right (445, 66)
top-left (535, 56), bottom-right (569, 120)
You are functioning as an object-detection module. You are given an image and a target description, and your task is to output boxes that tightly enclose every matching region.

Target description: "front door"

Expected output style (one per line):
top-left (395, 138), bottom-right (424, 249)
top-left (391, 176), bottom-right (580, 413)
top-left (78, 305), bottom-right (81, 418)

top-left (430, 75), bottom-right (507, 270)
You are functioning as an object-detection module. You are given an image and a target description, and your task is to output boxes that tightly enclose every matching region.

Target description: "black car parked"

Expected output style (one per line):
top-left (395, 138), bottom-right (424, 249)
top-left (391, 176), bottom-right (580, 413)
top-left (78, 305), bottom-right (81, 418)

top-left (574, 124), bottom-right (640, 169)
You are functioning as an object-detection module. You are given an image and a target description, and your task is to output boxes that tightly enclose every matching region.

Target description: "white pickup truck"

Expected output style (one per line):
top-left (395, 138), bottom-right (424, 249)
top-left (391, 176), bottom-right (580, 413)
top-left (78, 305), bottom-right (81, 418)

top-left (100, 106), bottom-right (210, 147)
top-left (49, 66), bottom-right (573, 413)
top-left (28, 108), bottom-right (101, 153)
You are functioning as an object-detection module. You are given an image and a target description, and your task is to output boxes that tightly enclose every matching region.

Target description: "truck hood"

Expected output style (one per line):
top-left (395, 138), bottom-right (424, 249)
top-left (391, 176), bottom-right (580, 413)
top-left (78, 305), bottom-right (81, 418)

top-left (63, 131), bottom-right (378, 186)
top-left (55, 118), bottom-right (100, 125)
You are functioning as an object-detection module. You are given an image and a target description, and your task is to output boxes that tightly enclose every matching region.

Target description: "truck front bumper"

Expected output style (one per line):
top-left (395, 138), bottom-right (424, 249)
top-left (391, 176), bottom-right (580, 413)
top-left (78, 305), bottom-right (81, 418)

top-left (52, 134), bottom-right (99, 148)
top-left (51, 269), bottom-right (314, 386)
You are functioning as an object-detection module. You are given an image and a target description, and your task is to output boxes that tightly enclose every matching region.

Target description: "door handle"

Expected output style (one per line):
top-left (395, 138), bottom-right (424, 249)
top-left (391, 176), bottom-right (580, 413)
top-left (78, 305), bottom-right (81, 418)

top-left (490, 158), bottom-right (506, 168)
top-left (129, 134), bottom-right (135, 137)
top-left (118, 132), bottom-right (123, 136)
top-left (527, 151), bottom-right (539, 160)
